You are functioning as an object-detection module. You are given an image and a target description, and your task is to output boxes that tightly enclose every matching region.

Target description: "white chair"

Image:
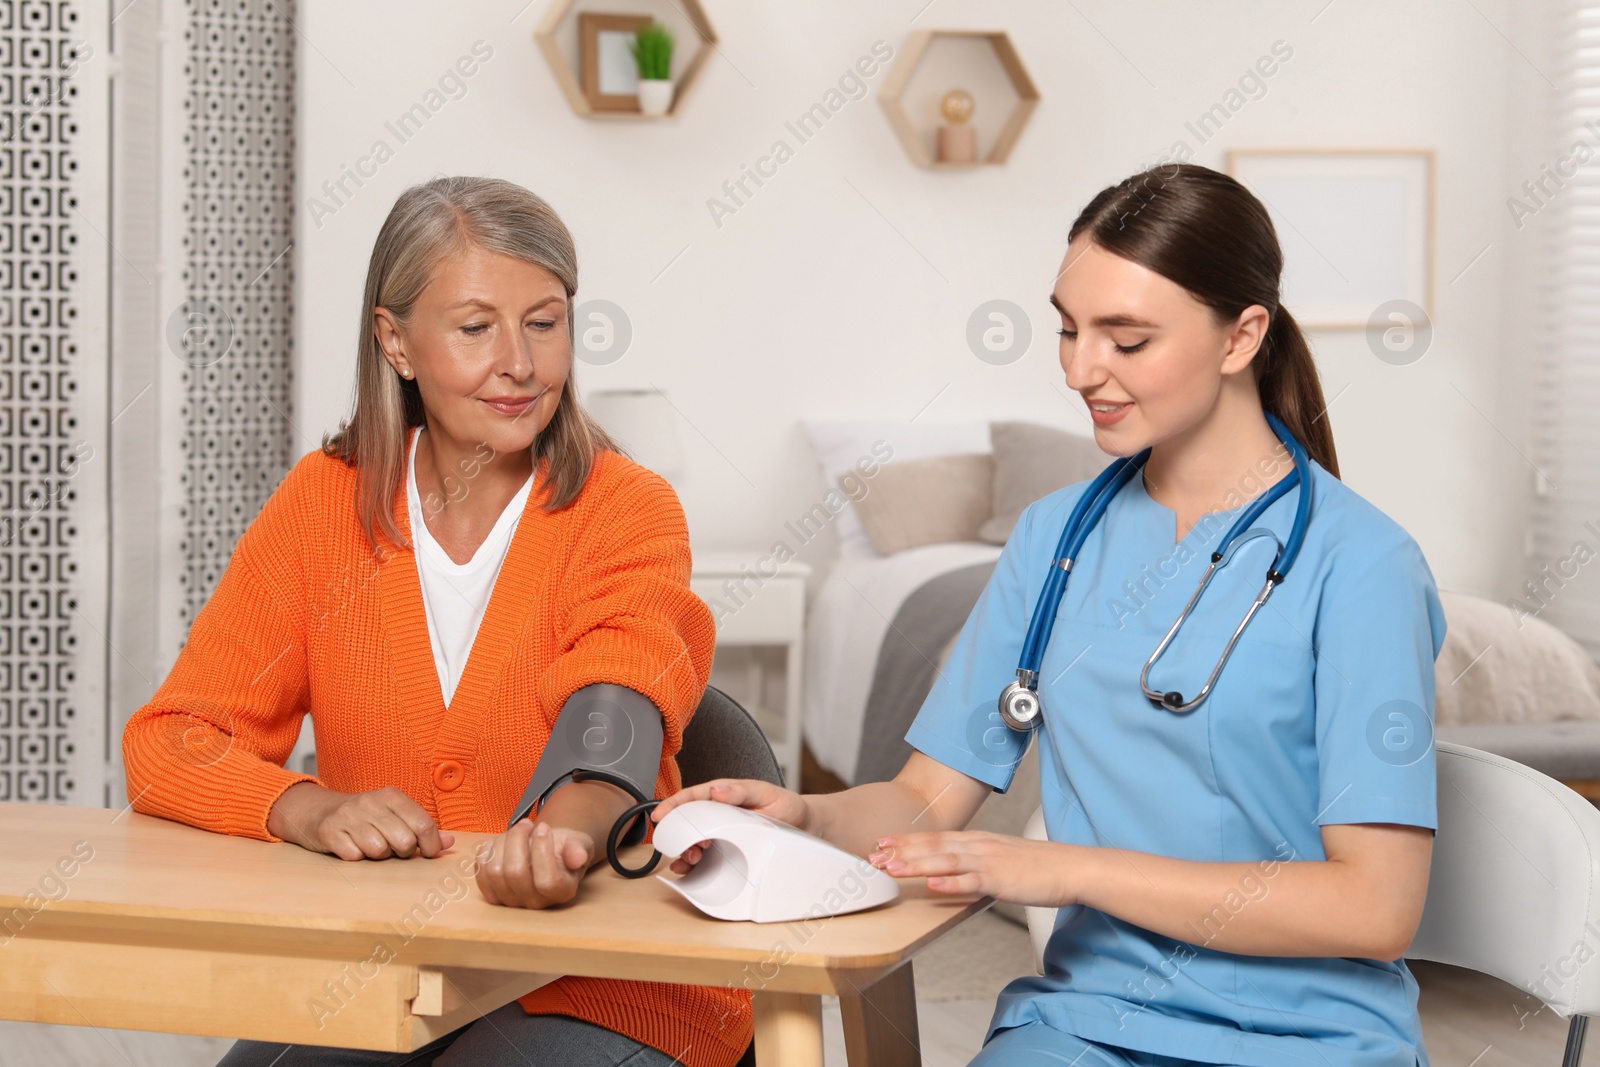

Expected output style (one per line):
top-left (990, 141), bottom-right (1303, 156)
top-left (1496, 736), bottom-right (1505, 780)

top-left (1021, 742), bottom-right (1600, 1066)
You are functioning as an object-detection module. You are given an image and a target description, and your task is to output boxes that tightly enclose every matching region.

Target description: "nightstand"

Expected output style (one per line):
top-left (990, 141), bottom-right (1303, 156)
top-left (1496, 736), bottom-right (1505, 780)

top-left (689, 550), bottom-right (810, 789)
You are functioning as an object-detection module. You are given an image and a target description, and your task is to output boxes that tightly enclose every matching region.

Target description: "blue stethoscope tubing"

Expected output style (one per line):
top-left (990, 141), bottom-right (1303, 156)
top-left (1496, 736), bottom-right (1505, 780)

top-left (998, 412), bottom-right (1314, 730)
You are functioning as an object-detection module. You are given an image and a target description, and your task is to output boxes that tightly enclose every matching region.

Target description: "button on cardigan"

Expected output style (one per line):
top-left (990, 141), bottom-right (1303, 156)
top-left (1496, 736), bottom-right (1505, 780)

top-left (121, 424), bottom-right (752, 1067)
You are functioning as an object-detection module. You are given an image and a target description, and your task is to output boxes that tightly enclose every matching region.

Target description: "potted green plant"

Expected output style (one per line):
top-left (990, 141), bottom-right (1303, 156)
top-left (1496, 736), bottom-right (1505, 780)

top-left (630, 22), bottom-right (674, 116)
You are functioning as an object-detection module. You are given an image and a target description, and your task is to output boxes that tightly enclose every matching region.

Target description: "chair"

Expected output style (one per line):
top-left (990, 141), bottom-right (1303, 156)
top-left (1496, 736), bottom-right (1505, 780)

top-left (675, 685), bottom-right (784, 1067)
top-left (1021, 742), bottom-right (1600, 1066)
top-left (677, 684), bottom-right (785, 790)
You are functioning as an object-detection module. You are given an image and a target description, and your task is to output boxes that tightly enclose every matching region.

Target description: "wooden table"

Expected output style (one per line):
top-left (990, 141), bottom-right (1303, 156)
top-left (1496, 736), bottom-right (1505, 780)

top-left (0, 802), bottom-right (989, 1065)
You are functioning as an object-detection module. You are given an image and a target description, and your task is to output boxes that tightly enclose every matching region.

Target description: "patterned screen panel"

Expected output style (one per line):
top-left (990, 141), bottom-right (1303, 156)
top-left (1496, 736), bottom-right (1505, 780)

top-left (177, 0), bottom-right (296, 625)
top-left (0, 0), bottom-right (88, 803)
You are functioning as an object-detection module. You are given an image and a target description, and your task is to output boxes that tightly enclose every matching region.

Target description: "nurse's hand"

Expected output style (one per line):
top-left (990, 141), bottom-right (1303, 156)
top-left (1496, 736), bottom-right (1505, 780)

top-left (651, 779), bottom-right (813, 876)
top-left (868, 829), bottom-right (1073, 908)
top-left (474, 820), bottom-right (594, 909)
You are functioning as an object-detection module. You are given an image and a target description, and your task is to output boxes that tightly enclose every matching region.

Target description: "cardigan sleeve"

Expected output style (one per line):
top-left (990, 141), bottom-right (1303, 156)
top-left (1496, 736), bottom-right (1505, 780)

top-left (535, 459), bottom-right (715, 795)
top-left (121, 466), bottom-right (320, 841)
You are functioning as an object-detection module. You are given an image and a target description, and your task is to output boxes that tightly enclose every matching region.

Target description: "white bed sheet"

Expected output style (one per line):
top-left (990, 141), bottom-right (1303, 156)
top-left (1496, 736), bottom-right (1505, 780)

top-left (802, 541), bottom-right (1004, 785)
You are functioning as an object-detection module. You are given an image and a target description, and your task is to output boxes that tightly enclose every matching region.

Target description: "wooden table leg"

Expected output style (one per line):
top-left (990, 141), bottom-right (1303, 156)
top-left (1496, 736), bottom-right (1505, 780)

top-left (753, 991), bottom-right (823, 1067)
top-left (839, 962), bottom-right (920, 1067)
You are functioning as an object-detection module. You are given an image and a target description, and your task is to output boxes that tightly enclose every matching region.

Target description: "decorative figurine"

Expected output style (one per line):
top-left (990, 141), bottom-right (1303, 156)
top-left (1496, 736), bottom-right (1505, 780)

top-left (936, 88), bottom-right (977, 163)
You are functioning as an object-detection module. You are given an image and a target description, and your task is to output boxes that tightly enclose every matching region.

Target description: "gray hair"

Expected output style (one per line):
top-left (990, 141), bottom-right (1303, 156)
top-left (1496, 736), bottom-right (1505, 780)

top-left (321, 176), bottom-right (624, 554)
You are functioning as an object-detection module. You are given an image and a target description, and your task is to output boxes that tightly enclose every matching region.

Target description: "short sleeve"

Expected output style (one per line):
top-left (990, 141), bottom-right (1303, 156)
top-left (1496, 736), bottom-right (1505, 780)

top-left (904, 499), bottom-right (1041, 792)
top-left (1311, 533), bottom-right (1447, 830)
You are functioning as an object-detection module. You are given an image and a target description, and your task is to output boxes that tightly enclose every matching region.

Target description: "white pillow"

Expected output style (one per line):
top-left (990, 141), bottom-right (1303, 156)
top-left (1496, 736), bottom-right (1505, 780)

top-left (1433, 590), bottom-right (1600, 726)
top-left (801, 420), bottom-right (992, 559)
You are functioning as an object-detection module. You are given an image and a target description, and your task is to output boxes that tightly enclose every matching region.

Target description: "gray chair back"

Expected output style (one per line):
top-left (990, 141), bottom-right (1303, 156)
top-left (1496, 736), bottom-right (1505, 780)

top-left (674, 685), bottom-right (779, 1067)
top-left (676, 685), bottom-right (783, 788)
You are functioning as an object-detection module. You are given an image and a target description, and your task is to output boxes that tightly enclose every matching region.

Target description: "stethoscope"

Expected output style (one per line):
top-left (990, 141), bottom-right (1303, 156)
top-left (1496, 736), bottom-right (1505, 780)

top-left (997, 412), bottom-right (1313, 731)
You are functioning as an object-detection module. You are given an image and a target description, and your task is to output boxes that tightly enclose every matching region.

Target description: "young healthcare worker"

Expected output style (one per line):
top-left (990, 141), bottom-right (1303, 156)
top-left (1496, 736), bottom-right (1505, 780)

top-left (656, 162), bottom-right (1446, 1067)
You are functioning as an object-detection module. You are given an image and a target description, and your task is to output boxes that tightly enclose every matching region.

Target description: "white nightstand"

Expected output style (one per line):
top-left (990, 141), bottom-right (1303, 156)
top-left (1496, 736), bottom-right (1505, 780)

top-left (689, 550), bottom-right (811, 789)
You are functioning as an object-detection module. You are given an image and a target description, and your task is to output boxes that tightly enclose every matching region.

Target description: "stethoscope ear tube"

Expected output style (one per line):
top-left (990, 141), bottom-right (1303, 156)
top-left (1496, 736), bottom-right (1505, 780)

top-left (1137, 415), bottom-right (1311, 711)
top-left (1138, 571), bottom-right (1281, 713)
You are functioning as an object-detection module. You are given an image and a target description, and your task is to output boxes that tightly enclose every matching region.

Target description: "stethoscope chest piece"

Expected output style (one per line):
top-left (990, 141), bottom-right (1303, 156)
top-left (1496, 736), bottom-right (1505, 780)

top-left (998, 679), bottom-right (1042, 731)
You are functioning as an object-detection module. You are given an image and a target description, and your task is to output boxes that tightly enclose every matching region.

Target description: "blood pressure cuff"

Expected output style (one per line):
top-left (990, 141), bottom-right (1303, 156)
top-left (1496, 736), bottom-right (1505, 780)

top-left (506, 683), bottom-right (665, 846)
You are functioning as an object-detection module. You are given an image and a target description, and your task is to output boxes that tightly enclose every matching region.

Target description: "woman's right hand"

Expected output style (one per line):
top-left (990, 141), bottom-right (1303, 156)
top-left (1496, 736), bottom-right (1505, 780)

top-left (267, 782), bottom-right (455, 860)
top-left (650, 779), bottom-right (812, 875)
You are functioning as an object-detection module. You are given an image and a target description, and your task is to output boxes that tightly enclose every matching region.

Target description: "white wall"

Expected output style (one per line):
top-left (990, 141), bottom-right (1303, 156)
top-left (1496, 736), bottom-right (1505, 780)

top-left (295, 0), bottom-right (1547, 601)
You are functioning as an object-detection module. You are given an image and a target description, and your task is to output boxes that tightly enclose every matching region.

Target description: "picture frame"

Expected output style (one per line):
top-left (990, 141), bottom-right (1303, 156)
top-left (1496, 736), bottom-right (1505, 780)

top-left (1225, 149), bottom-right (1434, 329)
top-left (579, 13), bottom-right (651, 113)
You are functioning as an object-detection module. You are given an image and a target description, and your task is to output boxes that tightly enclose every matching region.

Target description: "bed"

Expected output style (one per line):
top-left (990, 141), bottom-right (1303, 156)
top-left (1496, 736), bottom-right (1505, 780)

top-left (797, 417), bottom-right (1099, 793)
top-left (802, 540), bottom-right (1003, 787)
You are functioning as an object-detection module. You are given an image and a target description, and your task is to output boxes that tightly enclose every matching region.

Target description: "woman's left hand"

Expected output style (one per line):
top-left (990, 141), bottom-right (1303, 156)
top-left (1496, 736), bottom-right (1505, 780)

top-left (475, 820), bottom-right (595, 909)
top-left (868, 830), bottom-right (1079, 908)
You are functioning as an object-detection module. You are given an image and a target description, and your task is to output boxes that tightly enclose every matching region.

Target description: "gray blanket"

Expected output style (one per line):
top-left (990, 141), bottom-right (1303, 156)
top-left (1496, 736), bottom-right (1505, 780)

top-left (853, 560), bottom-right (998, 784)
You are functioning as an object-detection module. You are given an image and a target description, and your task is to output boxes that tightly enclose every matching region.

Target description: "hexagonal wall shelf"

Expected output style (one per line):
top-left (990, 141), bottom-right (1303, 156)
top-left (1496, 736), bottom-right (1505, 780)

top-left (535, 0), bottom-right (717, 120)
top-left (880, 30), bottom-right (1040, 167)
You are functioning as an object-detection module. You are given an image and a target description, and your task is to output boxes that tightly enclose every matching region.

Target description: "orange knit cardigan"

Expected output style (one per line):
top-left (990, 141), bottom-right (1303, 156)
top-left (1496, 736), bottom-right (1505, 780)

top-left (121, 425), bottom-right (752, 1067)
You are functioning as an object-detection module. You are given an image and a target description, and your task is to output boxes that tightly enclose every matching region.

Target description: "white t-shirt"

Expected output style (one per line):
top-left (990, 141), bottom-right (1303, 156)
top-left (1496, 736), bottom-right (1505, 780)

top-left (405, 426), bottom-right (534, 708)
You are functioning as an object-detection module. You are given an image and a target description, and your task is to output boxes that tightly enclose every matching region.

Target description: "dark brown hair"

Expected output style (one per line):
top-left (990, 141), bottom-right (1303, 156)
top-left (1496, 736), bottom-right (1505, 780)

top-left (1067, 162), bottom-right (1340, 478)
top-left (321, 176), bottom-right (625, 554)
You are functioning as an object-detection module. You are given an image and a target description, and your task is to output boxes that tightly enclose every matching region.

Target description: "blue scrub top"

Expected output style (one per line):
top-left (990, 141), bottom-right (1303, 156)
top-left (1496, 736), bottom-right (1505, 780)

top-left (905, 456), bottom-right (1447, 1067)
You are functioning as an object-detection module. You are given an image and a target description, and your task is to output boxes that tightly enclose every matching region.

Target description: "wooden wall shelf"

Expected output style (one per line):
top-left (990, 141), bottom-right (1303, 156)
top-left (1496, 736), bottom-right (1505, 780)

top-left (534, 0), bottom-right (717, 120)
top-left (879, 30), bottom-right (1040, 167)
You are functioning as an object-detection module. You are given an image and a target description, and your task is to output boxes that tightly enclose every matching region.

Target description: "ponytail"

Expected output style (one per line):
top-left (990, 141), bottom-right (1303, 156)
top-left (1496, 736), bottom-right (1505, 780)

top-left (1257, 306), bottom-right (1340, 478)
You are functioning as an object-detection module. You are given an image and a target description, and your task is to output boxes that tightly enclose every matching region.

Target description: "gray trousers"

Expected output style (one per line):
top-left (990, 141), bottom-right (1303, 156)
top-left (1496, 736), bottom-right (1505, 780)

top-left (214, 1002), bottom-right (683, 1067)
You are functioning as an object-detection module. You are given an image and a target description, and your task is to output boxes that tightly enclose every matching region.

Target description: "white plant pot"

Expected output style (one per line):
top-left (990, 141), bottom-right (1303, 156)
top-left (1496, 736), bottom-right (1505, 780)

top-left (637, 79), bottom-right (673, 117)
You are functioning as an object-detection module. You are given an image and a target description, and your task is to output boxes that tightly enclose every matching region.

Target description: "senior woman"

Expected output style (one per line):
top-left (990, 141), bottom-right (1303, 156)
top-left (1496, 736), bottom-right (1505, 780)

top-left (121, 177), bottom-right (751, 1067)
